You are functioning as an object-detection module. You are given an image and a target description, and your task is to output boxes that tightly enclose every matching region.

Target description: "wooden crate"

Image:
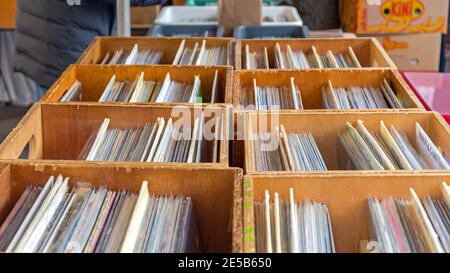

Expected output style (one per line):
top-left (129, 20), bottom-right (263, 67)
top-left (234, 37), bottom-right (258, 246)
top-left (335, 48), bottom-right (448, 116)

top-left (233, 69), bottom-right (424, 111)
top-left (77, 36), bottom-right (234, 66)
top-left (243, 173), bottom-right (450, 253)
top-left (235, 38), bottom-right (396, 70)
top-left (42, 65), bottom-right (233, 104)
top-left (0, 162), bottom-right (243, 253)
top-left (0, 103), bottom-right (230, 167)
top-left (242, 111), bottom-right (450, 174)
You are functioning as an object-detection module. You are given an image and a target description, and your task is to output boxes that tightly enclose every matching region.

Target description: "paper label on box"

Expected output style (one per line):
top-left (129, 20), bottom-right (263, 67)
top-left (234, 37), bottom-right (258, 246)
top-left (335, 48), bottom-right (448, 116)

top-left (355, 0), bottom-right (448, 34)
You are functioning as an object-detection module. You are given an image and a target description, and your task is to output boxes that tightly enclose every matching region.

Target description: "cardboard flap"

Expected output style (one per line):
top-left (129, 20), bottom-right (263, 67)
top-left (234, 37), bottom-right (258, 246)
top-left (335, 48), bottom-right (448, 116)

top-left (218, 0), bottom-right (263, 36)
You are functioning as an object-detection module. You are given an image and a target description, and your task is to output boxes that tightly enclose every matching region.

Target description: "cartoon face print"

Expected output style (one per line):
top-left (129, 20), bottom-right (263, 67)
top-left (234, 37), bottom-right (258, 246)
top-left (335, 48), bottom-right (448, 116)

top-left (381, 0), bottom-right (425, 23)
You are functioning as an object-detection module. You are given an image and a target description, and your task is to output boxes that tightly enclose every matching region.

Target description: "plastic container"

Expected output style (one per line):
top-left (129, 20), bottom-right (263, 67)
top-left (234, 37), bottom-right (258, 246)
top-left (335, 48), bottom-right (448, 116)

top-left (233, 25), bottom-right (309, 39)
top-left (403, 72), bottom-right (450, 125)
top-left (148, 24), bottom-right (225, 37)
top-left (155, 6), bottom-right (218, 26)
top-left (262, 6), bottom-right (303, 26)
top-left (155, 6), bottom-right (303, 26)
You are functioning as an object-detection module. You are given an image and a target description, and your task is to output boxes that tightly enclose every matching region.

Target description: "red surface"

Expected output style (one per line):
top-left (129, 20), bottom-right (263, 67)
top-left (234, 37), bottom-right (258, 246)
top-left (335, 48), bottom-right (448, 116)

top-left (402, 72), bottom-right (450, 125)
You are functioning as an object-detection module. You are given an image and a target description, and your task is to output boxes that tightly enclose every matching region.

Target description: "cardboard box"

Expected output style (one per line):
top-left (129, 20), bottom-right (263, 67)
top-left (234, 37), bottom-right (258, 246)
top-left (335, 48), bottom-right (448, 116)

top-left (42, 65), bottom-right (233, 105)
top-left (0, 0), bottom-right (16, 29)
top-left (243, 173), bottom-right (450, 252)
top-left (0, 162), bottom-right (243, 253)
top-left (76, 36), bottom-right (234, 66)
top-left (243, 111), bottom-right (450, 174)
top-left (375, 32), bottom-right (442, 71)
top-left (233, 69), bottom-right (424, 110)
top-left (235, 38), bottom-right (397, 70)
top-left (218, 0), bottom-right (263, 36)
top-left (0, 103), bottom-right (230, 167)
top-left (131, 5), bottom-right (161, 29)
top-left (342, 0), bottom-right (449, 34)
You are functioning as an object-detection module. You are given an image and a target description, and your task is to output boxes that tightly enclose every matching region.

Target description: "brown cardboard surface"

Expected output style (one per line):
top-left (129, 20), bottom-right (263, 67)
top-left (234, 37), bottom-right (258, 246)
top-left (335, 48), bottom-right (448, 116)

top-left (218, 0), bottom-right (263, 36)
top-left (0, 162), bottom-right (243, 253)
top-left (0, 0), bottom-right (16, 29)
top-left (173, 0), bottom-right (186, 5)
top-left (374, 32), bottom-right (442, 71)
top-left (131, 5), bottom-right (160, 29)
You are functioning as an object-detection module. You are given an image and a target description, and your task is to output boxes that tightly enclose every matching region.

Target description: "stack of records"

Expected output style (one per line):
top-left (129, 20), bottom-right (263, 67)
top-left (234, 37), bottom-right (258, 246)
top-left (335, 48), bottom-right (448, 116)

top-left (173, 40), bottom-right (227, 66)
top-left (80, 116), bottom-right (222, 164)
top-left (0, 178), bottom-right (201, 253)
top-left (61, 70), bottom-right (220, 104)
top-left (240, 77), bottom-right (303, 110)
top-left (245, 47), bottom-right (270, 70)
top-left (254, 188), bottom-right (335, 253)
top-left (250, 125), bottom-right (326, 172)
top-left (322, 79), bottom-right (404, 109)
top-left (99, 44), bottom-right (164, 65)
top-left (368, 182), bottom-right (450, 253)
top-left (339, 120), bottom-right (450, 171)
top-left (245, 43), bottom-right (361, 69)
top-left (60, 80), bottom-right (83, 102)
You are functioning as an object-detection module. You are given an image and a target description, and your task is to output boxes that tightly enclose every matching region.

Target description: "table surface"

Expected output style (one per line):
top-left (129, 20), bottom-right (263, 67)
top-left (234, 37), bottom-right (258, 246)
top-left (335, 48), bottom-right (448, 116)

top-left (403, 72), bottom-right (450, 114)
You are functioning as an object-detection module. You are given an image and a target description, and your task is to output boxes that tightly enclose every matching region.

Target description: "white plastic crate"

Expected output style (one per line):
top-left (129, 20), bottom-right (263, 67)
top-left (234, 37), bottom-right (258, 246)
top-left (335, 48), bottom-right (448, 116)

top-left (155, 6), bottom-right (217, 26)
top-left (155, 6), bottom-right (303, 26)
top-left (262, 6), bottom-right (303, 26)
